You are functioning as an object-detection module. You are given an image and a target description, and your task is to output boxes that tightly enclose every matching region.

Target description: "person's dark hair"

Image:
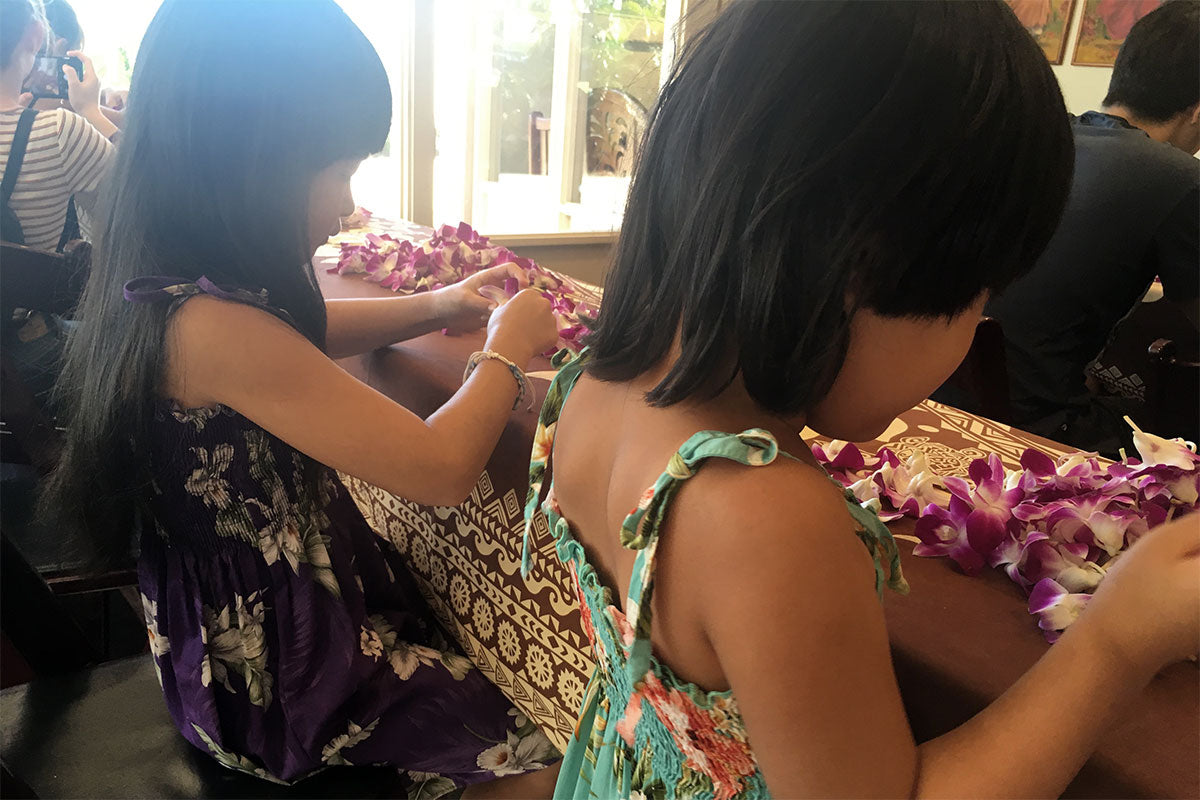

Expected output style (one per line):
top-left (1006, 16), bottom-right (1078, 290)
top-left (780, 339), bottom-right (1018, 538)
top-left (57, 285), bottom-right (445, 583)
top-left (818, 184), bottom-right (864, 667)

top-left (1, 0), bottom-right (41, 69)
top-left (42, 0), bottom-right (391, 566)
top-left (43, 0), bottom-right (82, 52)
top-left (1103, 0), bottom-right (1200, 122)
top-left (586, 0), bottom-right (1073, 416)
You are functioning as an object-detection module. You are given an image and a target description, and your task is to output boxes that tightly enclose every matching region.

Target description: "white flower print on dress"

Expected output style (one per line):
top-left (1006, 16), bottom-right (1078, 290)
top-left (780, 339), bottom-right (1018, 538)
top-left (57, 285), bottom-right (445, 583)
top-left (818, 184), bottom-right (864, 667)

top-left (184, 444), bottom-right (235, 508)
top-left (364, 615), bottom-right (472, 681)
top-left (320, 717), bottom-right (380, 766)
top-left (201, 592), bottom-right (274, 709)
top-left (243, 430), bottom-right (342, 598)
top-left (171, 404), bottom-right (221, 431)
top-left (191, 723), bottom-right (287, 785)
top-left (476, 729), bottom-right (555, 776)
top-left (360, 626), bottom-right (384, 660)
top-left (199, 624), bottom-right (213, 688)
top-left (405, 771), bottom-right (458, 800)
top-left (388, 639), bottom-right (441, 680)
top-left (438, 651), bottom-right (473, 681)
top-left (141, 593), bottom-right (171, 657)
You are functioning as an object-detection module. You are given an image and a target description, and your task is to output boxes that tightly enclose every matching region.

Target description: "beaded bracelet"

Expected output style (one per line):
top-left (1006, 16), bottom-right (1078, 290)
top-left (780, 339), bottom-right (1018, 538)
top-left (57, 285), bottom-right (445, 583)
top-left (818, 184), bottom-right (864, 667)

top-left (463, 350), bottom-right (534, 411)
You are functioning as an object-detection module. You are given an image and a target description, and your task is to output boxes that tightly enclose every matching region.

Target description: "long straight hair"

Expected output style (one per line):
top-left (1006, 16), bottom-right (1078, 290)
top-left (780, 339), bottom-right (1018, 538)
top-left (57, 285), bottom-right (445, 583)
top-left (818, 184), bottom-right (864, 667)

top-left (586, 0), bottom-right (1074, 415)
top-left (42, 0), bottom-right (391, 566)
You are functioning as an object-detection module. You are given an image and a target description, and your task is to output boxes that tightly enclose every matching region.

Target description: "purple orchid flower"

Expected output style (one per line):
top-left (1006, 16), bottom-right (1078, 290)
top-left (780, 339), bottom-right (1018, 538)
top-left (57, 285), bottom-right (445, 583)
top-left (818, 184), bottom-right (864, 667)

top-left (913, 497), bottom-right (985, 575)
top-left (943, 454), bottom-right (1024, 561)
top-left (1028, 578), bottom-right (1092, 643)
top-left (331, 219), bottom-right (594, 351)
top-left (1040, 493), bottom-right (1143, 557)
top-left (1018, 533), bottom-right (1106, 592)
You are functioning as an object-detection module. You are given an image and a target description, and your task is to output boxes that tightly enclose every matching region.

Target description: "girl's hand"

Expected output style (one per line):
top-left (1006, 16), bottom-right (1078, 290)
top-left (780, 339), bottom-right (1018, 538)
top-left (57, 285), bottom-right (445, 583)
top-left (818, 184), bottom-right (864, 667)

top-left (1074, 514), bottom-right (1200, 674)
top-left (484, 288), bottom-right (558, 366)
top-left (63, 51), bottom-right (102, 114)
top-left (435, 263), bottom-right (529, 334)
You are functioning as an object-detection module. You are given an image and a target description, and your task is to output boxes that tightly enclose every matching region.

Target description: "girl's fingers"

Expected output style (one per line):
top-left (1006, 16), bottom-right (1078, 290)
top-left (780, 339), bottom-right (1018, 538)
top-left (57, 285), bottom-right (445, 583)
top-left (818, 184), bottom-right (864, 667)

top-left (505, 262), bottom-right (530, 288)
top-left (469, 262), bottom-right (529, 289)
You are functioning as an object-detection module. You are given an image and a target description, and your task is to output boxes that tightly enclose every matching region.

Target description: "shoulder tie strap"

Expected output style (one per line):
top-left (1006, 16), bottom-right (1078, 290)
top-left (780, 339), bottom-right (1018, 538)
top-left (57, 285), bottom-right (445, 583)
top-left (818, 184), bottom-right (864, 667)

top-left (621, 428), bottom-right (780, 682)
top-left (122, 275), bottom-right (271, 306)
top-left (121, 275), bottom-right (299, 330)
top-left (520, 348), bottom-right (589, 577)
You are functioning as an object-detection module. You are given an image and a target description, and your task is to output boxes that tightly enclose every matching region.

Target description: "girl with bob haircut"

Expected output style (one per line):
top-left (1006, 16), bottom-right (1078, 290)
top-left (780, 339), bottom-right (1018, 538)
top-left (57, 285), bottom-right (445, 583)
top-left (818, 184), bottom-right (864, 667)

top-left (44, 0), bottom-right (562, 795)
top-left (525, 1), bottom-right (1200, 798)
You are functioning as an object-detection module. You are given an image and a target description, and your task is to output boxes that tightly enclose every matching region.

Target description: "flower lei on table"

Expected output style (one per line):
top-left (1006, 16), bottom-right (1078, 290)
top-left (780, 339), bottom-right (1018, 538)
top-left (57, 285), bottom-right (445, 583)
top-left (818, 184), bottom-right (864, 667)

top-left (813, 421), bottom-right (1199, 642)
top-left (328, 221), bottom-right (597, 352)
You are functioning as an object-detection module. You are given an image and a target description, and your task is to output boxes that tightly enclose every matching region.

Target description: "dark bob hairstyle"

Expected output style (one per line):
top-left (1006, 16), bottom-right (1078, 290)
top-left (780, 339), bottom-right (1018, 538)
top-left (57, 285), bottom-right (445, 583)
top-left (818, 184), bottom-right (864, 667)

top-left (585, 0), bottom-right (1074, 416)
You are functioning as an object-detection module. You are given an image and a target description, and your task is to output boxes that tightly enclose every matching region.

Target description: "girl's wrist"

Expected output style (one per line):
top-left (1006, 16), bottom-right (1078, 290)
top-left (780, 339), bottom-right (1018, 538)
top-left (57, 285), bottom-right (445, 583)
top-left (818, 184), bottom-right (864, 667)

top-left (426, 286), bottom-right (446, 322)
top-left (1061, 611), bottom-right (1159, 688)
top-left (463, 350), bottom-right (533, 411)
top-left (483, 332), bottom-right (532, 368)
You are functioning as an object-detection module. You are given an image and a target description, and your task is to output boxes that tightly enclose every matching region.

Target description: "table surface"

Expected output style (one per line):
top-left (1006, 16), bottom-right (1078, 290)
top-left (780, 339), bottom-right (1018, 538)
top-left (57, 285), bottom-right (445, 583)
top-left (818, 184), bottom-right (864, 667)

top-left (314, 223), bottom-right (1198, 799)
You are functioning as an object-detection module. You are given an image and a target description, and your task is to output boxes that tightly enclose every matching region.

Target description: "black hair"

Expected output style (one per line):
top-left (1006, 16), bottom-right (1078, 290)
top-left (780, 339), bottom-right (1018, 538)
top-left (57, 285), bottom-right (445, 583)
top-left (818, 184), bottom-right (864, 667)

top-left (42, 0), bottom-right (391, 566)
top-left (586, 0), bottom-right (1074, 416)
top-left (1, 0), bottom-right (42, 69)
top-left (43, 0), bottom-right (82, 52)
top-left (1103, 0), bottom-right (1200, 122)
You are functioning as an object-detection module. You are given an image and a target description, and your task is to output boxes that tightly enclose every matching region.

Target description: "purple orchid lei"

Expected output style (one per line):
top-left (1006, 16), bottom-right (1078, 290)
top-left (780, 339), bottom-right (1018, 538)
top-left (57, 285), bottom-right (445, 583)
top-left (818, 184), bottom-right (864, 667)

top-left (329, 221), bottom-right (596, 352)
top-left (813, 422), bottom-right (1199, 642)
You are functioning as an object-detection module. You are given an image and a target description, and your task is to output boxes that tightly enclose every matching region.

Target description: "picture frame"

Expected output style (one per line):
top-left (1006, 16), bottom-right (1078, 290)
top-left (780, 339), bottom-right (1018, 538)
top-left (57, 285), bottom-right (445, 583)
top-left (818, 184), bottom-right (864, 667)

top-left (1006, 0), bottom-right (1078, 65)
top-left (1071, 0), bottom-right (1163, 67)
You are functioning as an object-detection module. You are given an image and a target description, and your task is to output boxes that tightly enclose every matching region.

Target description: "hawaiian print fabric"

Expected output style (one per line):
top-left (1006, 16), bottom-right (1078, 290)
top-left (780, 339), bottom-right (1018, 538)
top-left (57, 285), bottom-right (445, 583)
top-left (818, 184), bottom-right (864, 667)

top-left (134, 281), bottom-right (556, 797)
top-left (521, 350), bottom-right (907, 800)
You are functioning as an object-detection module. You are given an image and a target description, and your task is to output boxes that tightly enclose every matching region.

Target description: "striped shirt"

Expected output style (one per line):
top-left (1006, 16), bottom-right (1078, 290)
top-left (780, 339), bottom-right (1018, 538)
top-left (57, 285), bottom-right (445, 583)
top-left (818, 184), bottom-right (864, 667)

top-left (0, 107), bottom-right (114, 251)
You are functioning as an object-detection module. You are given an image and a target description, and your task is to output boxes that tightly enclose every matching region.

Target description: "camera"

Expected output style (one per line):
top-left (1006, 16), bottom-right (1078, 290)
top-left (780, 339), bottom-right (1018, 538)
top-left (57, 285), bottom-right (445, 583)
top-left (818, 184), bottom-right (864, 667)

top-left (24, 55), bottom-right (84, 100)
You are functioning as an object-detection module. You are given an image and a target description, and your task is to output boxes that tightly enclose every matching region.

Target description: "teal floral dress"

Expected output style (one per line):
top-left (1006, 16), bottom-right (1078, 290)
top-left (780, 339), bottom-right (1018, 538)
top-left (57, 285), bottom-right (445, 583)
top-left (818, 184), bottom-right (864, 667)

top-left (522, 351), bottom-right (908, 800)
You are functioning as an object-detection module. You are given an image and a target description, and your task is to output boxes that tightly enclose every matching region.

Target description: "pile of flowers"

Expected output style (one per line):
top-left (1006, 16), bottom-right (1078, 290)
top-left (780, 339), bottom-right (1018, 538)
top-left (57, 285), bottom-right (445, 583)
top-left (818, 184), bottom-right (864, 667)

top-left (329, 221), bottom-right (596, 351)
top-left (813, 422), bottom-right (1199, 641)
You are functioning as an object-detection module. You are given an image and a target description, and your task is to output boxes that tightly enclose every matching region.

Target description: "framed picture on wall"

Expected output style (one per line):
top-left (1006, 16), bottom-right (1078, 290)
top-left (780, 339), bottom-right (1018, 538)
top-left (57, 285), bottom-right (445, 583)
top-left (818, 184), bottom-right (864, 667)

top-left (1072, 0), bottom-right (1162, 67)
top-left (1005, 0), bottom-right (1078, 65)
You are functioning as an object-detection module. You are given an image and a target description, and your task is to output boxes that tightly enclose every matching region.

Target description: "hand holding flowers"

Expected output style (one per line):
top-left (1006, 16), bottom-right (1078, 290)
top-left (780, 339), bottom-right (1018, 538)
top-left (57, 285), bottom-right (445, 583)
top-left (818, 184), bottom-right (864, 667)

top-left (1066, 514), bottom-right (1200, 675)
top-left (483, 289), bottom-right (559, 369)
top-left (433, 263), bottom-right (528, 335)
top-left (331, 222), bottom-right (597, 352)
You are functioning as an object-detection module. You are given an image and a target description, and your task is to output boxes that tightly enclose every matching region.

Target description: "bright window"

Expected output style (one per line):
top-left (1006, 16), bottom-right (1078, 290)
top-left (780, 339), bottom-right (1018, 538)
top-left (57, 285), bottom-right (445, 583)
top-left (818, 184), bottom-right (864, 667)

top-left (433, 0), bottom-right (673, 234)
top-left (49, 0), bottom-right (681, 235)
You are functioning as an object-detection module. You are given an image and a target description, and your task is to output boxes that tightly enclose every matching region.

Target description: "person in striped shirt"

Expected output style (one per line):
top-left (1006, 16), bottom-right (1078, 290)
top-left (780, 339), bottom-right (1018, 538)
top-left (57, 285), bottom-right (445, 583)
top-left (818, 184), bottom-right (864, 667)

top-left (1, 0), bottom-right (116, 251)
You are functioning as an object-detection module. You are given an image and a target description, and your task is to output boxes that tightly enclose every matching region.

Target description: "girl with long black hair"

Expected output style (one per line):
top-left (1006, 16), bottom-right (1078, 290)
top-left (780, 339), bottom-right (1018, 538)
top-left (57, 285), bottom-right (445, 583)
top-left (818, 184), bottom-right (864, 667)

top-left (43, 1), bottom-right (560, 795)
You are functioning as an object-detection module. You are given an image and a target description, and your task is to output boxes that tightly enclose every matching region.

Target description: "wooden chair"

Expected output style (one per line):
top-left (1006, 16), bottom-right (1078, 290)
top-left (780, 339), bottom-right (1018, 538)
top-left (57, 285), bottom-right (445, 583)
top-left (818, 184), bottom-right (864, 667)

top-left (933, 316), bottom-right (1014, 423)
top-left (1, 239), bottom-right (90, 471)
top-left (0, 240), bottom-right (90, 319)
top-left (0, 239), bottom-right (138, 644)
top-left (1145, 338), bottom-right (1200, 443)
top-left (528, 111), bottom-right (551, 175)
top-left (586, 88), bottom-right (646, 177)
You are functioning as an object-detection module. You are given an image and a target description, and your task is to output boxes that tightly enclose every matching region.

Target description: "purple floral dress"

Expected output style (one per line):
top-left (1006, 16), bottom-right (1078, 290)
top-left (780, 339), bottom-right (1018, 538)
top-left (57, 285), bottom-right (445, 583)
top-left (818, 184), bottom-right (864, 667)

top-left (128, 278), bottom-right (556, 797)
